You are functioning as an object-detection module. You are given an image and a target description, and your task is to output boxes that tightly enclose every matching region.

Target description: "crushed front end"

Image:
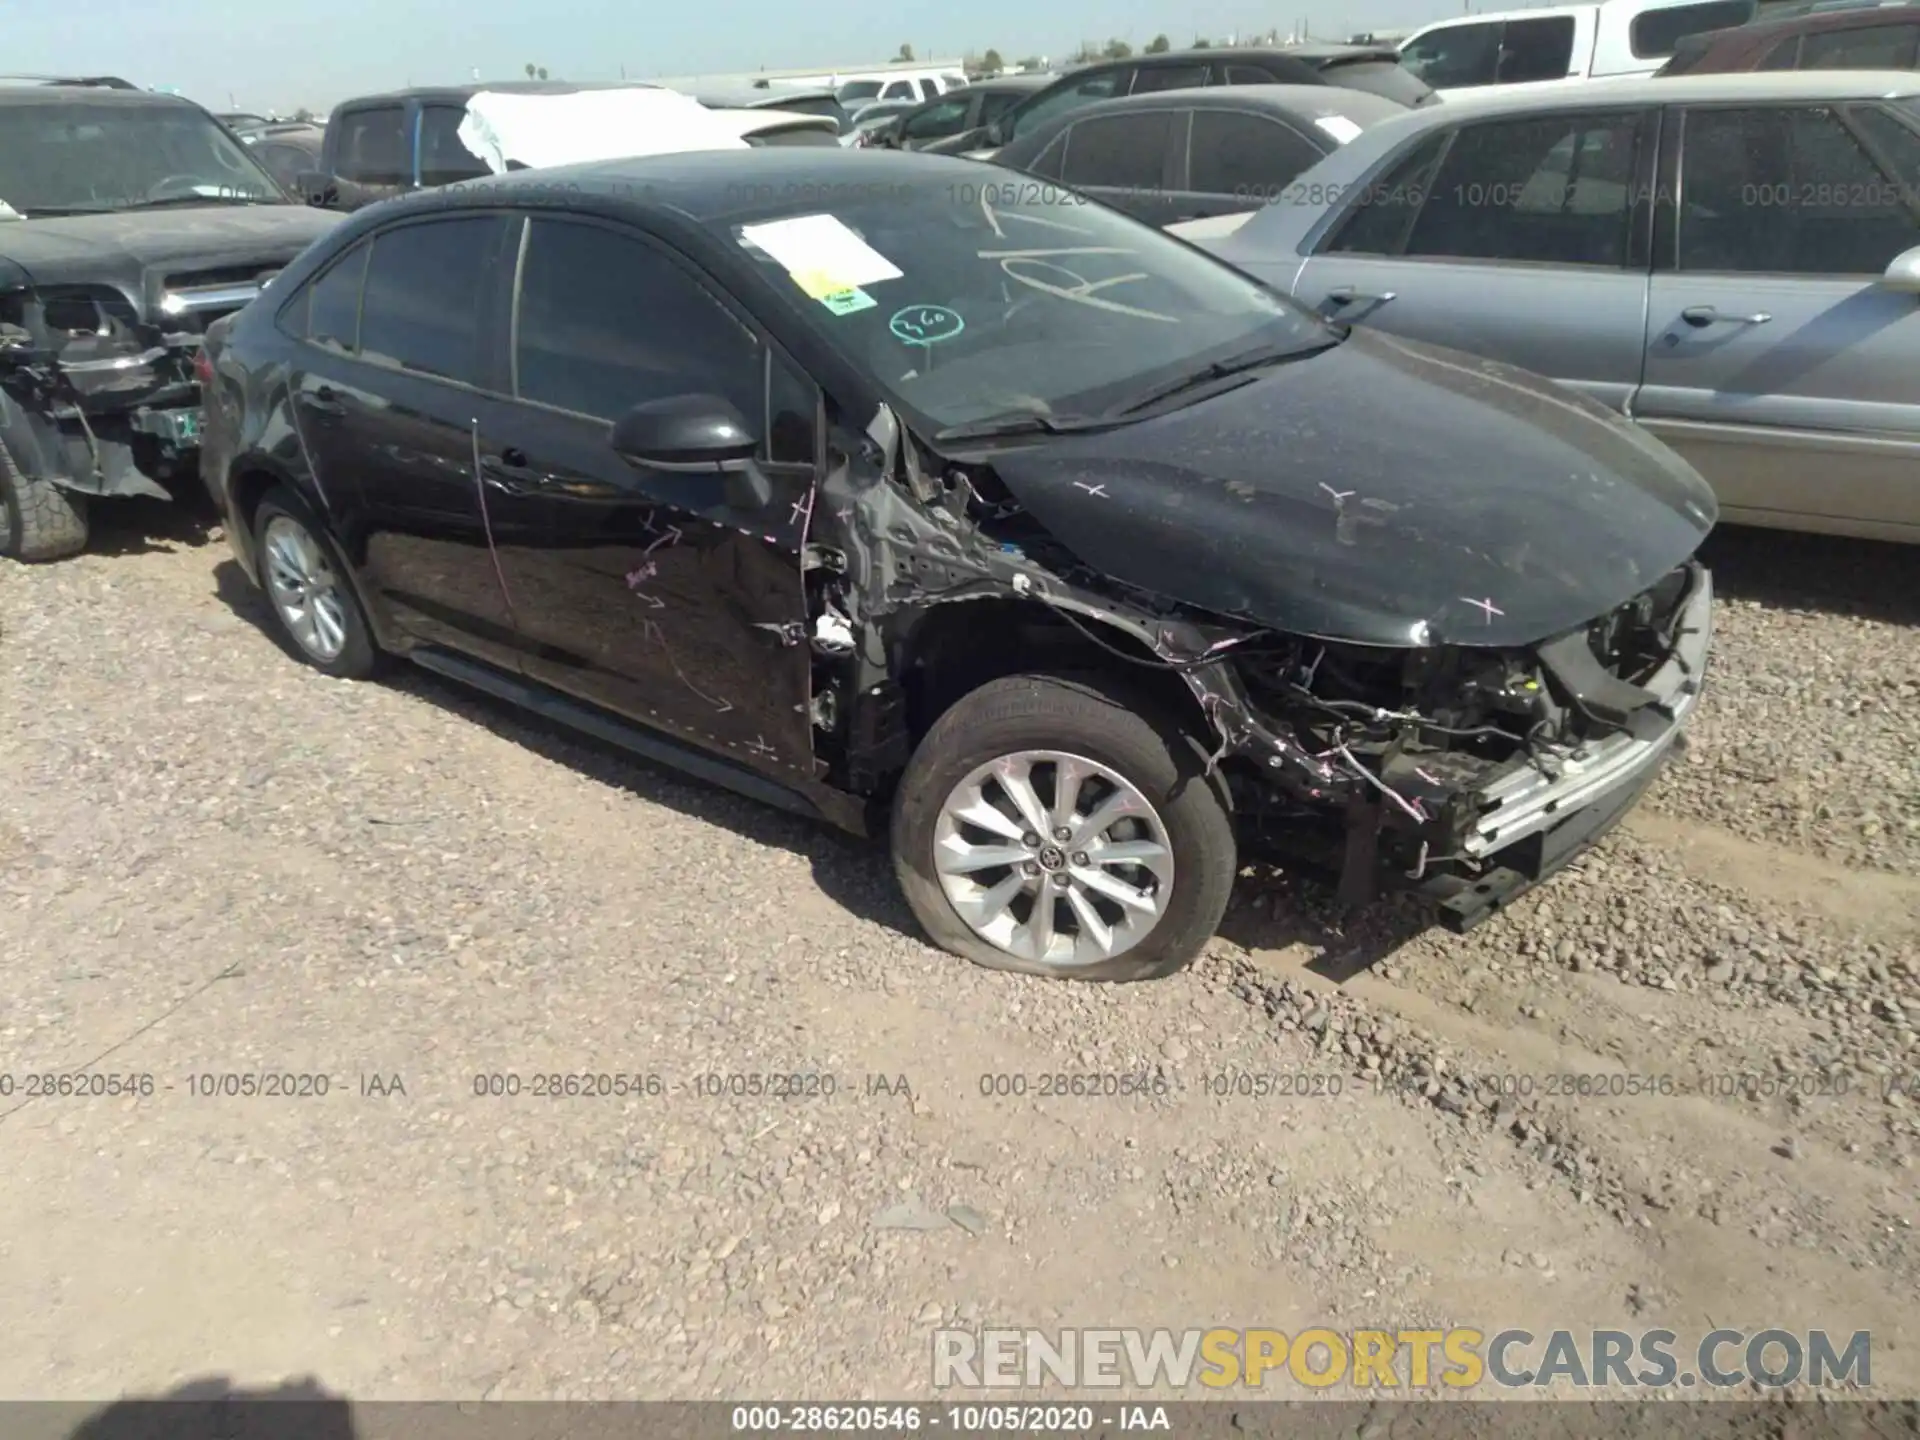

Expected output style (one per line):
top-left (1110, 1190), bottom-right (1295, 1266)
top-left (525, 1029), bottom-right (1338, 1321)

top-left (802, 404), bottom-right (1713, 932)
top-left (1218, 561), bottom-right (1713, 928)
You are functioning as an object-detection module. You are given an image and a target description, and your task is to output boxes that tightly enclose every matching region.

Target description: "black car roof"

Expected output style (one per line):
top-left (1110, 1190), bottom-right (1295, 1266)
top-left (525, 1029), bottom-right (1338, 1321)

top-left (1076, 43), bottom-right (1400, 70)
top-left (0, 85), bottom-right (196, 108)
top-left (393, 145), bottom-right (984, 224)
top-left (1018, 82), bottom-right (1412, 124)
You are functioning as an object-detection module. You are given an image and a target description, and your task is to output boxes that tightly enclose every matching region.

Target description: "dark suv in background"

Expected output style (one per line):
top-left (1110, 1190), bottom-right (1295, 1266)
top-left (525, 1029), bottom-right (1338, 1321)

top-left (920, 44), bottom-right (1435, 156)
top-left (0, 79), bottom-right (338, 561)
top-left (1661, 0), bottom-right (1920, 71)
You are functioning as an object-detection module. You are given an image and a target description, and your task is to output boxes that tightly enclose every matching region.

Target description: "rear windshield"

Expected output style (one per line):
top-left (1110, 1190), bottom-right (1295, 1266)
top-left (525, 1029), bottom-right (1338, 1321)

top-left (1630, 0), bottom-right (1757, 59)
top-left (1320, 57), bottom-right (1439, 106)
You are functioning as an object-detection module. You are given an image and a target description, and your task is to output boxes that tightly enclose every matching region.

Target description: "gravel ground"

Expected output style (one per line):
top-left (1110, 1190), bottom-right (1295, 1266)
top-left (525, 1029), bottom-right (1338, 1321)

top-left (0, 506), bottom-right (1915, 1409)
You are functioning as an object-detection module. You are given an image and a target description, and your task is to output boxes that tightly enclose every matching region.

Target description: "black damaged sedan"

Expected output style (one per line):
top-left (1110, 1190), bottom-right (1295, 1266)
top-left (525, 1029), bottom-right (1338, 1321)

top-left (200, 149), bottom-right (1715, 982)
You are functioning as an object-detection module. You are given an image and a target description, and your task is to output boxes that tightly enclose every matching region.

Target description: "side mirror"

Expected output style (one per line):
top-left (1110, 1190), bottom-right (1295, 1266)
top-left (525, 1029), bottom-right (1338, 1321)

top-left (610, 394), bottom-right (770, 508)
top-left (1880, 244), bottom-right (1920, 295)
top-left (294, 169), bottom-right (336, 208)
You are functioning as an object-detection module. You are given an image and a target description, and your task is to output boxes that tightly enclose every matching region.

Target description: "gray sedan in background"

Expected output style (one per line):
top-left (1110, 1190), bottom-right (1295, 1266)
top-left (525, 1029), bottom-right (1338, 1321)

top-left (990, 85), bottom-right (1408, 229)
top-left (1182, 72), bottom-right (1920, 543)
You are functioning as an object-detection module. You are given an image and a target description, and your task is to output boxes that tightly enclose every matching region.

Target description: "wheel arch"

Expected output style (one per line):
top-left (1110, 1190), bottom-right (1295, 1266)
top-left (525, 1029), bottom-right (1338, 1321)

top-left (888, 595), bottom-right (1220, 757)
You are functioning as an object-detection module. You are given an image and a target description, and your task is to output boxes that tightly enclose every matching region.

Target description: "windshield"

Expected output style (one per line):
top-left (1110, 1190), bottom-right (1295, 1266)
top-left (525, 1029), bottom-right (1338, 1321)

top-left (0, 102), bottom-right (285, 214)
top-left (725, 181), bottom-right (1334, 432)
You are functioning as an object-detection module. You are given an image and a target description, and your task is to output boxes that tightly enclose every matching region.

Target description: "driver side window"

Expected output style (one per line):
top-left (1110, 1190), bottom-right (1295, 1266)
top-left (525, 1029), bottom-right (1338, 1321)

top-left (512, 217), bottom-right (764, 428)
top-left (906, 97), bottom-right (970, 141)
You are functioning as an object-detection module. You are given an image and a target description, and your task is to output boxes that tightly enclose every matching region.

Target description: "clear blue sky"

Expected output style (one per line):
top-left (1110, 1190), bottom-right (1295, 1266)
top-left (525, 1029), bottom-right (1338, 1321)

top-left (15, 0), bottom-right (1459, 114)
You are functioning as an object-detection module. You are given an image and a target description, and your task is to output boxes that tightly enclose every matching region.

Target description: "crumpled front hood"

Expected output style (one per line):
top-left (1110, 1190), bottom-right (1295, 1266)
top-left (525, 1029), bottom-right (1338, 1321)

top-left (983, 328), bottom-right (1717, 648)
top-left (0, 204), bottom-right (341, 279)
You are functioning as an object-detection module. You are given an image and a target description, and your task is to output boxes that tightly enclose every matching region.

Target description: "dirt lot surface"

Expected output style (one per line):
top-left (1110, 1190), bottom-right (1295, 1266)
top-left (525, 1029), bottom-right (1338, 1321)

top-left (1, 503), bottom-right (1915, 1411)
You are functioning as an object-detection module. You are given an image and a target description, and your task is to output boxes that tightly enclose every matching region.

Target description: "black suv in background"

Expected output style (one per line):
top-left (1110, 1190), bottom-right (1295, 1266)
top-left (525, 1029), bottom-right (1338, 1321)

top-left (921, 44), bottom-right (1436, 155)
top-left (0, 81), bottom-right (339, 561)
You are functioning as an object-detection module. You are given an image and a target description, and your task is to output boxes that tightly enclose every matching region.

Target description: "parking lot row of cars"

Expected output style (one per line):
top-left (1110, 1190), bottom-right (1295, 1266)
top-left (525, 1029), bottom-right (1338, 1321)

top-left (0, 8), bottom-right (1911, 984)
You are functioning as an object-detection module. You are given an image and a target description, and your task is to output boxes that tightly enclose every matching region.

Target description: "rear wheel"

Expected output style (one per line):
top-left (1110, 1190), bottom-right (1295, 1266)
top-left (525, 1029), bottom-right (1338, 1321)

top-left (891, 673), bottom-right (1236, 982)
top-left (0, 441), bottom-right (88, 562)
top-left (253, 488), bottom-right (378, 679)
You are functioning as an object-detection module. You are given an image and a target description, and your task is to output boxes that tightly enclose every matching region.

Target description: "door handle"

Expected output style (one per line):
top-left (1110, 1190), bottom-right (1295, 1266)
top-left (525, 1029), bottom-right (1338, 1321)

top-left (1681, 305), bottom-right (1771, 328)
top-left (479, 449), bottom-right (538, 494)
top-left (1326, 286), bottom-right (1397, 307)
top-left (303, 386), bottom-right (346, 419)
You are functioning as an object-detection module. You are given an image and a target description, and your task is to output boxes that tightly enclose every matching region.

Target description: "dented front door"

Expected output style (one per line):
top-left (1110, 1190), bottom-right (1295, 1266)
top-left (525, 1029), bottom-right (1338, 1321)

top-left (477, 215), bottom-right (817, 771)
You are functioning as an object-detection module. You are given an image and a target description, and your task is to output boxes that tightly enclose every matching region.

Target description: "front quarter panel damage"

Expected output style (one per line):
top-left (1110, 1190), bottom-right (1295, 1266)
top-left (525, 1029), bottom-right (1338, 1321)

top-left (800, 404), bottom-right (1709, 926)
top-left (802, 402), bottom-right (1355, 807)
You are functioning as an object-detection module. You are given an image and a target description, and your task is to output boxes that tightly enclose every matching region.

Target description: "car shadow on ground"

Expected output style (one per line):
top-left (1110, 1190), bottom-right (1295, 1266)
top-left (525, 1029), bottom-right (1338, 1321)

top-left (207, 554), bottom-right (1478, 975)
top-left (1215, 866), bottom-right (1432, 982)
top-left (56, 1376), bottom-right (357, 1440)
top-left (79, 491), bottom-right (221, 559)
top-left (1701, 524), bottom-right (1919, 627)
top-left (210, 557), bottom-right (922, 944)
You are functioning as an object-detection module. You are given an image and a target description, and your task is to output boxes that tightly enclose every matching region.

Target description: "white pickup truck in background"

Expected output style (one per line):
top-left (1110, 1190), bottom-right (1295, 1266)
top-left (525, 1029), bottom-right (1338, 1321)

top-left (1398, 0), bottom-right (1757, 96)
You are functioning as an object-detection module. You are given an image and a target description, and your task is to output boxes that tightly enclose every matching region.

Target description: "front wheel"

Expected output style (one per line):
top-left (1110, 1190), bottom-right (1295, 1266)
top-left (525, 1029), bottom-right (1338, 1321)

top-left (891, 674), bottom-right (1236, 982)
top-left (0, 442), bottom-right (88, 562)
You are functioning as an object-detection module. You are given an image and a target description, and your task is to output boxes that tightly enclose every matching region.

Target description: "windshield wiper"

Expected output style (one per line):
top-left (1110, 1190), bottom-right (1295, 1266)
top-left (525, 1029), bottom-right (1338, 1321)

top-left (116, 194), bottom-right (278, 211)
top-left (1106, 339), bottom-right (1334, 418)
top-left (933, 411), bottom-right (1117, 443)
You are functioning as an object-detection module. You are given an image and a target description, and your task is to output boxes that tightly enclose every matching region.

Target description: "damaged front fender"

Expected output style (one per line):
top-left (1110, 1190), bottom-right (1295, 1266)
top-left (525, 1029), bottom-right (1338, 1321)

top-left (799, 401), bottom-right (1709, 932)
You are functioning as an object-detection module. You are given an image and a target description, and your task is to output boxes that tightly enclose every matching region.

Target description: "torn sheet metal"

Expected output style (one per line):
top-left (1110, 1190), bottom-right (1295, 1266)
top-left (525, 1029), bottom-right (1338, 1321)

top-left (455, 89), bottom-right (751, 174)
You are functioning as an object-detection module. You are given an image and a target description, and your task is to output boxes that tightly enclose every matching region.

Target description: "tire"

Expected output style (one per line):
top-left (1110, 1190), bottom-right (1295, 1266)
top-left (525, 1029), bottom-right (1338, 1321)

top-left (891, 672), bottom-right (1236, 982)
top-left (0, 440), bottom-right (89, 562)
top-left (252, 486), bottom-right (379, 679)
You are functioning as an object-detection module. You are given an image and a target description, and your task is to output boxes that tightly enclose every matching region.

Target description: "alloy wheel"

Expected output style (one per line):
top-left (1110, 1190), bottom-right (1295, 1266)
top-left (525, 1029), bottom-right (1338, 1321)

top-left (931, 749), bottom-right (1174, 969)
top-left (261, 514), bottom-right (349, 662)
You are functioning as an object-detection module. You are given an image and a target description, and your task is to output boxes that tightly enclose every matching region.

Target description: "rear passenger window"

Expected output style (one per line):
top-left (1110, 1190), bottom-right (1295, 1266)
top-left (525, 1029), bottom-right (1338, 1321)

top-left (357, 217), bottom-right (502, 385)
top-left (1060, 112), bottom-right (1175, 190)
top-left (1401, 21), bottom-right (1504, 89)
top-left (1324, 131), bottom-right (1451, 255)
top-left (1498, 17), bottom-right (1577, 83)
top-left (1630, 1), bottom-right (1756, 60)
top-left (301, 242), bottom-right (368, 352)
top-left (1679, 106), bottom-right (1920, 274)
top-left (1798, 24), bottom-right (1920, 71)
top-left (1028, 131), bottom-right (1068, 180)
top-left (1851, 103), bottom-right (1920, 190)
top-left (1404, 111), bottom-right (1645, 266)
top-left (1187, 111), bottom-right (1326, 202)
top-left (334, 106), bottom-right (407, 186)
top-left (419, 104), bottom-right (492, 186)
top-left (1131, 64), bottom-right (1210, 93)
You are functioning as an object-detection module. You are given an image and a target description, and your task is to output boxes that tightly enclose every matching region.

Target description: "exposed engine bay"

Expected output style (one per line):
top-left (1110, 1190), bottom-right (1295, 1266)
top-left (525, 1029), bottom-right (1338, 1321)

top-left (793, 403), bottom-right (1712, 931)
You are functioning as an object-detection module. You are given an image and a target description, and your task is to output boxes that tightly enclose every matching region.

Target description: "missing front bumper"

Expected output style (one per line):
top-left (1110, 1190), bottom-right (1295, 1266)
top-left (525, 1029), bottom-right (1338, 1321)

top-left (1419, 733), bottom-right (1679, 933)
top-left (1463, 564), bottom-right (1712, 862)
